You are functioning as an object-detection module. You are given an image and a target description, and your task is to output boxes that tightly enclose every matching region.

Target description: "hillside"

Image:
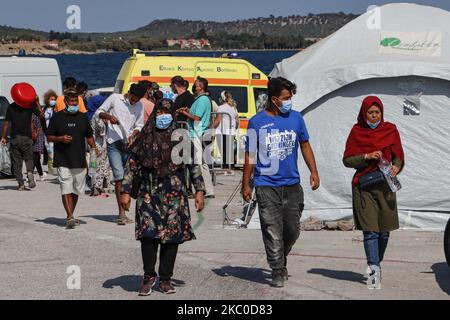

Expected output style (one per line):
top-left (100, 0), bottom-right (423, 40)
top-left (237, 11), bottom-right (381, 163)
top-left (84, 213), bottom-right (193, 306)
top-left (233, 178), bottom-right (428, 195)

top-left (0, 13), bottom-right (358, 53)
top-left (133, 13), bottom-right (358, 39)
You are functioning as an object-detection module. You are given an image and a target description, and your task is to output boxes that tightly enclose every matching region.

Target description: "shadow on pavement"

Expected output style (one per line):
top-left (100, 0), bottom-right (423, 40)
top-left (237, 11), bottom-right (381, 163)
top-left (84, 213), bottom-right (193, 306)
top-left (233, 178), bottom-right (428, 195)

top-left (212, 266), bottom-right (272, 285)
top-left (431, 263), bottom-right (450, 296)
top-left (81, 214), bottom-right (118, 223)
top-left (35, 217), bottom-right (87, 227)
top-left (0, 185), bottom-right (20, 191)
top-left (103, 275), bottom-right (185, 293)
top-left (307, 268), bottom-right (366, 284)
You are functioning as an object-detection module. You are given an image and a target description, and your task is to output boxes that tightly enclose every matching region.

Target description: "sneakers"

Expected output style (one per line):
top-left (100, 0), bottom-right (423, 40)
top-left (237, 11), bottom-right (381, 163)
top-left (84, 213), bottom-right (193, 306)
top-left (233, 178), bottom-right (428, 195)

top-left (38, 173), bottom-right (47, 181)
top-left (27, 172), bottom-right (36, 189)
top-left (159, 280), bottom-right (176, 294)
top-left (271, 269), bottom-right (285, 288)
top-left (66, 218), bottom-right (77, 229)
top-left (138, 275), bottom-right (157, 296)
top-left (17, 185), bottom-right (25, 191)
top-left (367, 270), bottom-right (382, 290)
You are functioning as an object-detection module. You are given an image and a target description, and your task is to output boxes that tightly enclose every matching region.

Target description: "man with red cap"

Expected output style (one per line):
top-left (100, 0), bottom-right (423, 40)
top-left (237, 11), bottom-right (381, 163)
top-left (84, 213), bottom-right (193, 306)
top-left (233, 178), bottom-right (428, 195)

top-left (1, 83), bottom-right (43, 191)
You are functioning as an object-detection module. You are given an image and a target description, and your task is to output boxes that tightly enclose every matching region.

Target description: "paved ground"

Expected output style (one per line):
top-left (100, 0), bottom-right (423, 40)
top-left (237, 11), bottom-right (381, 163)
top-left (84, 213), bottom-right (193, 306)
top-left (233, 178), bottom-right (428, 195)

top-left (0, 170), bottom-right (449, 300)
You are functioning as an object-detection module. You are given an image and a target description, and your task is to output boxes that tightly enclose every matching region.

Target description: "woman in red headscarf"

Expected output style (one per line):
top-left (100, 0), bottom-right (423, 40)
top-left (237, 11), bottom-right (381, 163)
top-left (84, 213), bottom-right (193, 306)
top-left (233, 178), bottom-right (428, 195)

top-left (343, 96), bottom-right (405, 289)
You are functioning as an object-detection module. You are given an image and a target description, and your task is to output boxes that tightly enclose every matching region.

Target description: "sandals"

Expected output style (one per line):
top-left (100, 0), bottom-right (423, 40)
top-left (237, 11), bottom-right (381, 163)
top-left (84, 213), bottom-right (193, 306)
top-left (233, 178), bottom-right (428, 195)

top-left (117, 215), bottom-right (133, 226)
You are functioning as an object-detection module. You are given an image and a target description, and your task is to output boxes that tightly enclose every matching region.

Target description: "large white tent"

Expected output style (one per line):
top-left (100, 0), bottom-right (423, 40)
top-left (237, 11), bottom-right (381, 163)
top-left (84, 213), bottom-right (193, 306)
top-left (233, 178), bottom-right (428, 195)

top-left (270, 3), bottom-right (450, 230)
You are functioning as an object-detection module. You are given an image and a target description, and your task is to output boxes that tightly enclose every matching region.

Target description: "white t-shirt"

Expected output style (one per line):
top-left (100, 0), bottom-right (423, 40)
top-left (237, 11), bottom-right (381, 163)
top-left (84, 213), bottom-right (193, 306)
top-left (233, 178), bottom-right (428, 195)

top-left (95, 93), bottom-right (144, 144)
top-left (216, 103), bottom-right (238, 136)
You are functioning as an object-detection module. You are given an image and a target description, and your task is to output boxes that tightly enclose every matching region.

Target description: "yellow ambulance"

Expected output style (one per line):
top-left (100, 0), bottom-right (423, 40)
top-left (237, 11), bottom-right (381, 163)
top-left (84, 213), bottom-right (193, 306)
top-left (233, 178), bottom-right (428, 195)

top-left (114, 49), bottom-right (269, 128)
top-left (114, 49), bottom-right (269, 167)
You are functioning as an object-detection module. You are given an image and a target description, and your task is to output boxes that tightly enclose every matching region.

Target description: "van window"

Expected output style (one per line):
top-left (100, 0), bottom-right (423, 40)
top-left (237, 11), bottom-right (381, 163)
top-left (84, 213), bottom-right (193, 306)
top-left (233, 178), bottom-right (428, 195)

top-left (0, 96), bottom-right (9, 120)
top-left (254, 88), bottom-right (268, 113)
top-left (208, 86), bottom-right (248, 113)
top-left (114, 80), bottom-right (124, 94)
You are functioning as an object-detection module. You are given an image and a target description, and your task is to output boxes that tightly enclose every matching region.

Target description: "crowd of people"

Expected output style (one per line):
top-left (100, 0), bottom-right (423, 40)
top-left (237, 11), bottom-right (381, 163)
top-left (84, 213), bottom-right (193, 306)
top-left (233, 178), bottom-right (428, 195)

top-left (0, 75), bottom-right (404, 293)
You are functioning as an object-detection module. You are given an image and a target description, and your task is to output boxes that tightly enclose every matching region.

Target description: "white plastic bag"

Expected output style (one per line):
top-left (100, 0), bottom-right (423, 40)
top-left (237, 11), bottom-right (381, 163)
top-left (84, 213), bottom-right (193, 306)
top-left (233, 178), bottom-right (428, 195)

top-left (0, 144), bottom-right (12, 174)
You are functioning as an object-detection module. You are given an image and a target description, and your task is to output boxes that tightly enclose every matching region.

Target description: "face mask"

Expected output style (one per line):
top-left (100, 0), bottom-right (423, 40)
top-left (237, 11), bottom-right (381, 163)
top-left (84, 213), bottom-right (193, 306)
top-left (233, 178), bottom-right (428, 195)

top-left (367, 120), bottom-right (381, 129)
top-left (67, 105), bottom-right (79, 114)
top-left (49, 101), bottom-right (57, 108)
top-left (156, 114), bottom-right (173, 130)
top-left (279, 100), bottom-right (293, 114)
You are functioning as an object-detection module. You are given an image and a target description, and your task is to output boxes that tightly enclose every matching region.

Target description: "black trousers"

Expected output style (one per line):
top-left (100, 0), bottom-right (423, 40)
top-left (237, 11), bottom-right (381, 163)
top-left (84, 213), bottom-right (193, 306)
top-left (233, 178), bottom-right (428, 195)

top-left (10, 136), bottom-right (34, 185)
top-left (217, 134), bottom-right (235, 168)
top-left (43, 147), bottom-right (49, 165)
top-left (141, 238), bottom-right (179, 281)
top-left (33, 152), bottom-right (43, 176)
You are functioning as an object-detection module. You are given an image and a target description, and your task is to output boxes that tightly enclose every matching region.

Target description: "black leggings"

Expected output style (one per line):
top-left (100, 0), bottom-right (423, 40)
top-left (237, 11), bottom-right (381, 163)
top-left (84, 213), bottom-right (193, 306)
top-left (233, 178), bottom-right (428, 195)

top-left (33, 152), bottom-right (43, 176)
top-left (141, 238), bottom-right (179, 281)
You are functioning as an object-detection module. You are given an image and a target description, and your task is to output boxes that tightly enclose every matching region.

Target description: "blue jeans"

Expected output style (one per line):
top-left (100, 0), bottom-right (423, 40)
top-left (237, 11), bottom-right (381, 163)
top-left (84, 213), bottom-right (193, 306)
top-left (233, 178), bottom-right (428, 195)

top-left (107, 141), bottom-right (130, 182)
top-left (363, 232), bottom-right (390, 269)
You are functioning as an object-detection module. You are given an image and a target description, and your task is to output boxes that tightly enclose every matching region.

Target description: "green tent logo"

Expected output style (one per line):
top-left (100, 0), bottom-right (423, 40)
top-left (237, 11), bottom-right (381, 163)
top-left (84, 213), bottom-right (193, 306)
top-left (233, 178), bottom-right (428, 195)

top-left (380, 37), bottom-right (401, 47)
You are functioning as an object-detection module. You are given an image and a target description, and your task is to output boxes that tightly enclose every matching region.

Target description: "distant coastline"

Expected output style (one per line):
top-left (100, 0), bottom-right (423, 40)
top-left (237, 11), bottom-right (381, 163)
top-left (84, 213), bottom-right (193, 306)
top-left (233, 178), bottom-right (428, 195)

top-left (0, 43), bottom-right (301, 56)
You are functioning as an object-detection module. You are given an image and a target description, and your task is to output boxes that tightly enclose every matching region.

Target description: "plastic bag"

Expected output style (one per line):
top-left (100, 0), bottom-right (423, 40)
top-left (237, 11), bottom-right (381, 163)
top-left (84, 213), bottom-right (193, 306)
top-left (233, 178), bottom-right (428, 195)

top-left (0, 144), bottom-right (12, 174)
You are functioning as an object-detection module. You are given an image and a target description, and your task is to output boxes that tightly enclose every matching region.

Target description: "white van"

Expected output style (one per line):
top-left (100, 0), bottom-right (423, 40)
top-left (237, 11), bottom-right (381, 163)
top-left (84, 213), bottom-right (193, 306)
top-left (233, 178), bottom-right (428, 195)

top-left (0, 57), bottom-right (62, 124)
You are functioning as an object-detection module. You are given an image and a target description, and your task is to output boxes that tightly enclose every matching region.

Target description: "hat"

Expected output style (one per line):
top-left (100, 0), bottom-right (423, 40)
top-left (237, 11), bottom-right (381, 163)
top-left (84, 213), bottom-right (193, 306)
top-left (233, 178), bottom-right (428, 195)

top-left (10, 83), bottom-right (36, 109)
top-left (64, 88), bottom-right (79, 98)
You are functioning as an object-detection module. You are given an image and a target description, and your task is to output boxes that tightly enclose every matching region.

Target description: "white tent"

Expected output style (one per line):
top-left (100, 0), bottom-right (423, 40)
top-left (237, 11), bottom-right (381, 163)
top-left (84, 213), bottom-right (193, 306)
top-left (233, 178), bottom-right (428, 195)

top-left (270, 3), bottom-right (450, 230)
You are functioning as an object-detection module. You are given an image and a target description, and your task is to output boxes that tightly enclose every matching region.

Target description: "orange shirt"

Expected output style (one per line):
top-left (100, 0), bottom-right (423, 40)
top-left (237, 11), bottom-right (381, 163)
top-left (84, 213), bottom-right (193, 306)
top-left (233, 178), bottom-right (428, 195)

top-left (55, 96), bottom-right (87, 113)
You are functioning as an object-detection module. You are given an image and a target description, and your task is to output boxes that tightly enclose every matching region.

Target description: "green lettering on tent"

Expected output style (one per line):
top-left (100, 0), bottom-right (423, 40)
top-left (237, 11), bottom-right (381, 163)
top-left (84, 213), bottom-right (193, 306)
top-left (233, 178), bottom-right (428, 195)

top-left (380, 38), bottom-right (401, 47)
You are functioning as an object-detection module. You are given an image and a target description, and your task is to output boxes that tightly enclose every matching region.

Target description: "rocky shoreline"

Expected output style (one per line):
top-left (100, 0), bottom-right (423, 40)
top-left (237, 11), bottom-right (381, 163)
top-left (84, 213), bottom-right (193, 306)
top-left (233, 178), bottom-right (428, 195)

top-left (0, 42), bottom-right (94, 56)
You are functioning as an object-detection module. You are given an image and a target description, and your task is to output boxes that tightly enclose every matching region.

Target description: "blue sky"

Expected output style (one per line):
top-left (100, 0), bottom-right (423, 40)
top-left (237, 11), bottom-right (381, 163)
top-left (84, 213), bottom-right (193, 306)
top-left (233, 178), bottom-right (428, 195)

top-left (0, 0), bottom-right (449, 32)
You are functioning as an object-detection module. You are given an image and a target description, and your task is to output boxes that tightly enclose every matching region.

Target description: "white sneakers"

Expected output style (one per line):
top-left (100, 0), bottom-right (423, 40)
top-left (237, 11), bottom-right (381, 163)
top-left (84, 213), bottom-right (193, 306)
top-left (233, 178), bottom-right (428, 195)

top-left (367, 266), bottom-right (382, 290)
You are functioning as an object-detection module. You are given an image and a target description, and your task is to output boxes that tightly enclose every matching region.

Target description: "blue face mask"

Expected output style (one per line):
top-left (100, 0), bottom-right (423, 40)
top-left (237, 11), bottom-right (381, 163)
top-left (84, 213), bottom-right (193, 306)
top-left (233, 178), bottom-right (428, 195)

top-left (156, 114), bottom-right (173, 130)
top-left (279, 100), bottom-right (293, 114)
top-left (367, 120), bottom-right (381, 129)
top-left (49, 100), bottom-right (57, 108)
top-left (67, 105), bottom-right (79, 114)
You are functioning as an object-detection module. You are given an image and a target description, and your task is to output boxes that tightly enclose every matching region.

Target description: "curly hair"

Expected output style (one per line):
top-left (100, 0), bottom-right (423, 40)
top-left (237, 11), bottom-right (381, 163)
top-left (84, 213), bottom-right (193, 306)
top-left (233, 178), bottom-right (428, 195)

top-left (43, 89), bottom-right (58, 107)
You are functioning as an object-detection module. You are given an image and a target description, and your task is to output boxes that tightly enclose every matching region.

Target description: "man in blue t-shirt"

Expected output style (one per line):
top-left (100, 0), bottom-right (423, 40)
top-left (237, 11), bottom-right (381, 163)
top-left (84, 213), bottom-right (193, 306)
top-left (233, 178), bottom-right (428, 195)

top-left (243, 77), bottom-right (320, 288)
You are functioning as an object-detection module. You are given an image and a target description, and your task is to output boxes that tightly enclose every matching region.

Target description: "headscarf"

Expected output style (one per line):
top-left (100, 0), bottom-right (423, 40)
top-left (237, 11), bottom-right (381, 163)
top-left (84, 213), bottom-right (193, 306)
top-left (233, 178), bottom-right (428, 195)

top-left (343, 96), bottom-right (405, 186)
top-left (130, 99), bottom-right (183, 178)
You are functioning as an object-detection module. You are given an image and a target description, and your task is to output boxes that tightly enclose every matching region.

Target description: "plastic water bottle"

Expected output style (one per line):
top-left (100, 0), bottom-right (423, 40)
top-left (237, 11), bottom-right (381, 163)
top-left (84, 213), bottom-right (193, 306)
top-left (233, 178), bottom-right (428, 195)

top-left (378, 156), bottom-right (402, 192)
top-left (88, 150), bottom-right (97, 177)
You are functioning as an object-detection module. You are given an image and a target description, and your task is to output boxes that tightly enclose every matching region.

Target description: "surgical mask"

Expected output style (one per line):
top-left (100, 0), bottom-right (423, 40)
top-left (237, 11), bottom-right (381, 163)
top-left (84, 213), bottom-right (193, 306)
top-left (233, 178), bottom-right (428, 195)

top-left (49, 101), bottom-right (57, 108)
top-left (367, 120), bottom-right (381, 129)
top-left (156, 114), bottom-right (173, 130)
top-left (279, 100), bottom-right (293, 114)
top-left (67, 105), bottom-right (79, 114)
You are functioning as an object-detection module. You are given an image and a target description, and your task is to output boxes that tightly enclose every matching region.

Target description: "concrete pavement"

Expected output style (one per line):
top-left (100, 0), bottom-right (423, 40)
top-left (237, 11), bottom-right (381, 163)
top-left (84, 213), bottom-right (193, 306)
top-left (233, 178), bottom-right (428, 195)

top-left (0, 171), bottom-right (449, 300)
